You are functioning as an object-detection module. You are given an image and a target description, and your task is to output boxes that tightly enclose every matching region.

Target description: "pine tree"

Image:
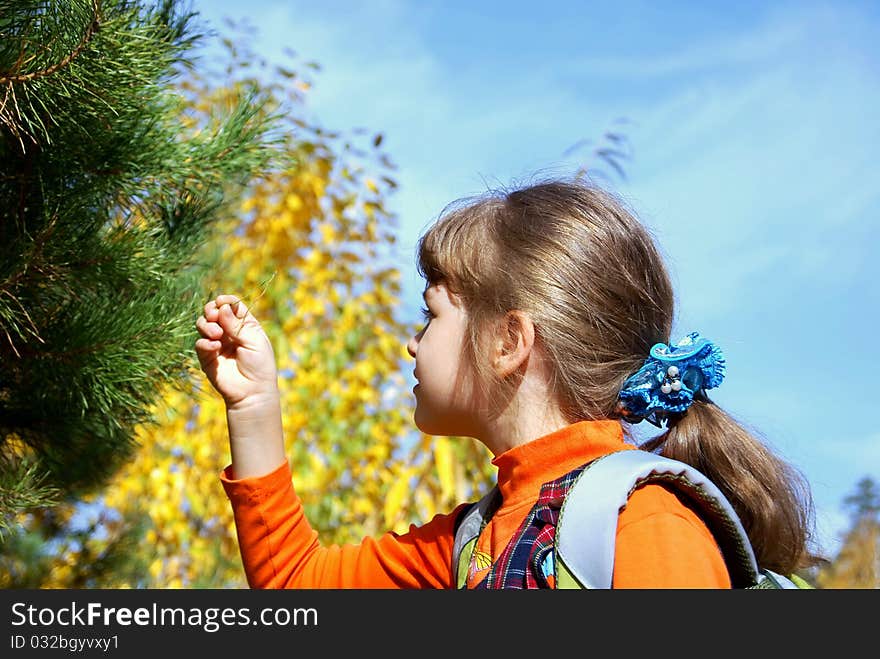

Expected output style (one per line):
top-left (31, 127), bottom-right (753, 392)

top-left (0, 0), bottom-right (279, 538)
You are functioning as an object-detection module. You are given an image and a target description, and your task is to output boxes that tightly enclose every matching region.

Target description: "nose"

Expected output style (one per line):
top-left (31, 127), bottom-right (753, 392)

top-left (406, 332), bottom-right (418, 359)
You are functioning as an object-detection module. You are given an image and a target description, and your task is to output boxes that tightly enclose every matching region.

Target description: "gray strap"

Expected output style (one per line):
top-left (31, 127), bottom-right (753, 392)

top-left (756, 569), bottom-right (800, 589)
top-left (451, 486), bottom-right (501, 569)
top-left (555, 449), bottom-right (760, 589)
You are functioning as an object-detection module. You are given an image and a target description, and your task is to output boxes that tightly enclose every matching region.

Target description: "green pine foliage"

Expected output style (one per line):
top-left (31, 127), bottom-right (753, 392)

top-left (0, 505), bottom-right (152, 588)
top-left (0, 0), bottom-right (281, 537)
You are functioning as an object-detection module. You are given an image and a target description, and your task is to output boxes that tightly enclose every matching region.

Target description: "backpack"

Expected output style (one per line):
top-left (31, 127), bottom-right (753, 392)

top-left (452, 448), bottom-right (810, 589)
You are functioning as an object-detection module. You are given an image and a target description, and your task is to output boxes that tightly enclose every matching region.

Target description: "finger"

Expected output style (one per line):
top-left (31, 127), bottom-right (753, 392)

top-left (230, 299), bottom-right (249, 320)
top-left (216, 302), bottom-right (250, 334)
top-left (194, 337), bottom-right (222, 366)
top-left (204, 300), bottom-right (219, 322)
top-left (195, 337), bottom-right (222, 353)
top-left (196, 315), bottom-right (224, 340)
top-left (214, 294), bottom-right (243, 312)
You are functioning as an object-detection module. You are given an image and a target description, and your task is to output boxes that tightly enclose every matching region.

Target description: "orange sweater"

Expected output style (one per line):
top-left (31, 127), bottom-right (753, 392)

top-left (220, 420), bottom-right (731, 588)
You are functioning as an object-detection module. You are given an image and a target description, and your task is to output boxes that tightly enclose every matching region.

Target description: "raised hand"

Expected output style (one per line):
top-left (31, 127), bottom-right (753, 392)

top-left (195, 294), bottom-right (279, 409)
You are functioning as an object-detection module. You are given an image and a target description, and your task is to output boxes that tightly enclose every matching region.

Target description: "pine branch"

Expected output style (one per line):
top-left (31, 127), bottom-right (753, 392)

top-left (0, 1), bottom-right (101, 85)
top-left (0, 448), bottom-right (60, 540)
top-left (0, 1), bottom-right (283, 518)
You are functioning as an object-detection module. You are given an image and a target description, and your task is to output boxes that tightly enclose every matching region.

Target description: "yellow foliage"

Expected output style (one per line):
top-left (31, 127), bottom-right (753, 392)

top-left (817, 519), bottom-right (880, 589)
top-left (416, 488), bottom-right (437, 521)
top-left (384, 468), bottom-right (414, 530)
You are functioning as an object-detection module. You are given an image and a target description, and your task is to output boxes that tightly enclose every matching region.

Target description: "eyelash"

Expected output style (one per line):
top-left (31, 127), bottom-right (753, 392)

top-left (420, 306), bottom-right (434, 323)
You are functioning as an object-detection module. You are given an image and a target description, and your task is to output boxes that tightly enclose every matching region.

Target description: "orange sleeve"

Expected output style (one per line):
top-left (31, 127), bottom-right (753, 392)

top-left (220, 461), bottom-right (467, 589)
top-left (612, 483), bottom-right (732, 589)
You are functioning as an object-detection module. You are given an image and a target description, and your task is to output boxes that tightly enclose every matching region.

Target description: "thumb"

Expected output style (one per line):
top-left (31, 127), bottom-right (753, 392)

top-left (217, 301), bottom-right (257, 343)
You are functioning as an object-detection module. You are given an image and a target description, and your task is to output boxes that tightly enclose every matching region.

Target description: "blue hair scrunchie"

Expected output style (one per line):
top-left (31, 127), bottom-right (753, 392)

top-left (616, 332), bottom-right (725, 428)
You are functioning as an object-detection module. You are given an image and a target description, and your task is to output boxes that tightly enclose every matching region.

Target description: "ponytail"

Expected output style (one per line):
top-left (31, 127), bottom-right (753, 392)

top-left (640, 394), bottom-right (820, 574)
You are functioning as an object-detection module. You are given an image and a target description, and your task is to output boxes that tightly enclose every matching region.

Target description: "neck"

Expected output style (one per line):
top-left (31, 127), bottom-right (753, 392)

top-left (476, 410), bottom-right (569, 456)
top-left (474, 387), bottom-right (570, 456)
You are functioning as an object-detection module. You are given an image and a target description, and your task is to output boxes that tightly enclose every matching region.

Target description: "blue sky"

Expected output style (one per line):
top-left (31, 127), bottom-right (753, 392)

top-left (190, 0), bottom-right (879, 558)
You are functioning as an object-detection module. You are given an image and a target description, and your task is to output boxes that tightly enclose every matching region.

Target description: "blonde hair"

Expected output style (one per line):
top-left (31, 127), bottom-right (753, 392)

top-left (416, 176), bottom-right (819, 575)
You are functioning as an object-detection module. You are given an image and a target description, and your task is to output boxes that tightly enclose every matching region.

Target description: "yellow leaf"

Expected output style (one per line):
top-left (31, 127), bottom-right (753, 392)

top-left (384, 470), bottom-right (412, 528)
top-left (285, 194), bottom-right (304, 211)
top-left (416, 488), bottom-right (436, 520)
top-left (318, 223), bottom-right (336, 243)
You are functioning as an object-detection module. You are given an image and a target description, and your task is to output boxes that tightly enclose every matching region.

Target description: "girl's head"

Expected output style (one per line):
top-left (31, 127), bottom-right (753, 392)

top-left (415, 176), bottom-right (674, 427)
top-left (413, 175), bottom-right (819, 575)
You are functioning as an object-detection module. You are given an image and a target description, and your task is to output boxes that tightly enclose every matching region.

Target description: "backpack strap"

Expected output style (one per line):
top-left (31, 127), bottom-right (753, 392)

top-left (751, 569), bottom-right (804, 589)
top-left (555, 449), bottom-right (762, 589)
top-left (452, 486), bottom-right (502, 589)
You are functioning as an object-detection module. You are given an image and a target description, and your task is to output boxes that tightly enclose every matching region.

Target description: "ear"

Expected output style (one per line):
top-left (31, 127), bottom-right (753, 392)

top-left (493, 310), bottom-right (535, 378)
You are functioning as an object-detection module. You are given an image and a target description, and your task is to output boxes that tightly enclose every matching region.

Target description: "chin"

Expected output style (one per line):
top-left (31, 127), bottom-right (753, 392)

top-left (413, 406), bottom-right (444, 436)
top-left (413, 407), bottom-right (470, 438)
top-left (413, 410), bottom-right (437, 435)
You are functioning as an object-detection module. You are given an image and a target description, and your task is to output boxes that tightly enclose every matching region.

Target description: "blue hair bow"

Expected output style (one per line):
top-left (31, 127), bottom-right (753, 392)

top-left (616, 332), bottom-right (725, 428)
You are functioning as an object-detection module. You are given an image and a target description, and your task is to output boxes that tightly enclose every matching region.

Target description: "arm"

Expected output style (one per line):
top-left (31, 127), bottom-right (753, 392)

top-left (195, 294), bottom-right (460, 588)
top-left (221, 460), bottom-right (466, 588)
top-left (195, 294), bottom-right (286, 479)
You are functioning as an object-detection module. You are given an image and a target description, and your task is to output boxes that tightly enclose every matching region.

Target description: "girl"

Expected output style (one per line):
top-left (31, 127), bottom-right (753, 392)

top-left (195, 177), bottom-right (818, 588)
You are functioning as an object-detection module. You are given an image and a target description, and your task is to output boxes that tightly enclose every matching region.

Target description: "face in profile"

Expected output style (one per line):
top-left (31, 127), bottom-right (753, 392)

top-left (406, 283), bottom-right (480, 437)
